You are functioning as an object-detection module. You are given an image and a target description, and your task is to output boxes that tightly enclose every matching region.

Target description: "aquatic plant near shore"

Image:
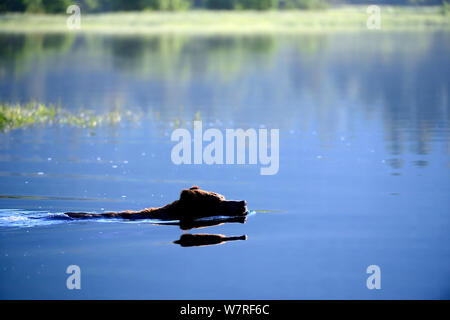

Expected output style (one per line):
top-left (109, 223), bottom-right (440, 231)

top-left (0, 101), bottom-right (140, 132)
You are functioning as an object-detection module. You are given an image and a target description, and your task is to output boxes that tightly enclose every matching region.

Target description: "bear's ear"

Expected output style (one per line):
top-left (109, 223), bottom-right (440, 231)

top-left (190, 185), bottom-right (199, 190)
top-left (180, 188), bottom-right (194, 201)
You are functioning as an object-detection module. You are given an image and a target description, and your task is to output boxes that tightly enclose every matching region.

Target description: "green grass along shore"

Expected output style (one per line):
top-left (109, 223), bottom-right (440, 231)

top-left (0, 6), bottom-right (449, 34)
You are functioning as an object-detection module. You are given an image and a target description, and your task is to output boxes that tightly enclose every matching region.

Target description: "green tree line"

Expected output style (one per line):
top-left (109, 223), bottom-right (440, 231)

top-left (0, 0), bottom-right (446, 12)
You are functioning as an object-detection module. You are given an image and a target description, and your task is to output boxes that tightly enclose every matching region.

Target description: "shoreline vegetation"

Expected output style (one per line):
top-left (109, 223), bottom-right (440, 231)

top-left (0, 6), bottom-right (449, 34)
top-left (0, 102), bottom-right (140, 132)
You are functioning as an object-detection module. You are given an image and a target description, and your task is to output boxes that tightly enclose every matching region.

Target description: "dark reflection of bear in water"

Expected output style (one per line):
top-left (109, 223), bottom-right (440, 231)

top-left (153, 215), bottom-right (248, 247)
top-left (174, 234), bottom-right (247, 247)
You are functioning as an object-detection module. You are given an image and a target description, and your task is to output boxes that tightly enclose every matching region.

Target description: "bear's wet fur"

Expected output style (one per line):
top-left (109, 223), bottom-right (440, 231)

top-left (65, 186), bottom-right (247, 220)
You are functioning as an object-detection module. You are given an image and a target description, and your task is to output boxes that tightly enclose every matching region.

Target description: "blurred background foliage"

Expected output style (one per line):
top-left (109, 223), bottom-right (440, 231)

top-left (1, 0), bottom-right (447, 12)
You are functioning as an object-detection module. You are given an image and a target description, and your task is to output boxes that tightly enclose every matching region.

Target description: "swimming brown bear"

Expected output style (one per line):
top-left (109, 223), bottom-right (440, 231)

top-left (65, 186), bottom-right (247, 220)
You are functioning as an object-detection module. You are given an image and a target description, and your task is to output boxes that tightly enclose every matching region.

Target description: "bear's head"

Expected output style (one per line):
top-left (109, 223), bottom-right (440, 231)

top-left (177, 186), bottom-right (247, 218)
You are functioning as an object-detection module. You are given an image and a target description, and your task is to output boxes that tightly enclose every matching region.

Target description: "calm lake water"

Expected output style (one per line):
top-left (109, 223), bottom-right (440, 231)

top-left (0, 31), bottom-right (449, 299)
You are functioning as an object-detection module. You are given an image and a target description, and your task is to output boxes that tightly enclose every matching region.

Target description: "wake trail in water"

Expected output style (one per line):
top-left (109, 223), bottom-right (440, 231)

top-left (0, 209), bottom-right (256, 228)
top-left (0, 209), bottom-right (167, 228)
top-left (0, 209), bottom-right (69, 227)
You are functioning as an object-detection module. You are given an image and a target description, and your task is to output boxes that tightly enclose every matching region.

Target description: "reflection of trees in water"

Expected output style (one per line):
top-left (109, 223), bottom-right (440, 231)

top-left (320, 32), bottom-right (450, 156)
top-left (100, 34), bottom-right (276, 81)
top-left (0, 33), bottom-right (75, 76)
top-left (1, 32), bottom-right (449, 156)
